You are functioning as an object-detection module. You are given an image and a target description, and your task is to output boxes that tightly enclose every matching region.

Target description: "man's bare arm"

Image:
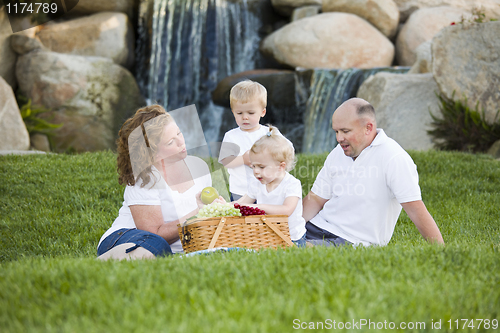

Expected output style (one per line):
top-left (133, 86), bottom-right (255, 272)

top-left (401, 200), bottom-right (444, 245)
top-left (302, 191), bottom-right (328, 222)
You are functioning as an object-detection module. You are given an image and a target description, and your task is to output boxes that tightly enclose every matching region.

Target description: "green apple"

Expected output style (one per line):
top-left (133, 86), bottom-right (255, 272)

top-left (200, 186), bottom-right (219, 204)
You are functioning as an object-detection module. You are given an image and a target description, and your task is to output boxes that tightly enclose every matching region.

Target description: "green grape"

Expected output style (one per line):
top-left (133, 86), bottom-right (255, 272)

top-left (198, 202), bottom-right (242, 217)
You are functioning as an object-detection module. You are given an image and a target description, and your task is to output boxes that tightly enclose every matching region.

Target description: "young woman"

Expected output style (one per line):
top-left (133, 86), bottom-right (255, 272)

top-left (97, 105), bottom-right (221, 260)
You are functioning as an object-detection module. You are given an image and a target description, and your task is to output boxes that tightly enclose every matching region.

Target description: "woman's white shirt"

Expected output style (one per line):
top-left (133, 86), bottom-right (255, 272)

top-left (98, 156), bottom-right (211, 253)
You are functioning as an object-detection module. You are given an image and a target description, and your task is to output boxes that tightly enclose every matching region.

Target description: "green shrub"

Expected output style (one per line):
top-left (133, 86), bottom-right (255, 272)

top-left (18, 96), bottom-right (62, 135)
top-left (457, 7), bottom-right (498, 24)
top-left (17, 95), bottom-right (62, 151)
top-left (428, 93), bottom-right (500, 153)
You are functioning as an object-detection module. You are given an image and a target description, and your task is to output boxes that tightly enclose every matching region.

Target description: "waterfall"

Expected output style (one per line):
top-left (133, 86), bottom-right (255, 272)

top-left (134, 1), bottom-right (411, 153)
top-left (302, 67), bottom-right (410, 154)
top-left (135, 0), bottom-right (262, 144)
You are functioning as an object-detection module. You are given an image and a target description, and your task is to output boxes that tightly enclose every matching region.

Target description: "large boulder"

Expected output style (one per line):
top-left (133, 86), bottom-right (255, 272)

top-left (487, 140), bottom-right (500, 159)
top-left (67, 0), bottom-right (138, 19)
top-left (322, 0), bottom-right (400, 38)
top-left (408, 40), bottom-right (432, 73)
top-left (0, 76), bottom-right (30, 151)
top-left (357, 72), bottom-right (439, 150)
top-left (432, 21), bottom-right (500, 123)
top-left (10, 33), bottom-right (46, 54)
top-left (36, 12), bottom-right (135, 69)
top-left (0, 9), bottom-right (17, 88)
top-left (393, 0), bottom-right (500, 22)
top-left (396, 6), bottom-right (469, 66)
top-left (16, 50), bottom-right (145, 152)
top-left (30, 133), bottom-right (51, 152)
top-left (271, 0), bottom-right (323, 16)
top-left (291, 5), bottom-right (322, 21)
top-left (261, 13), bottom-right (395, 69)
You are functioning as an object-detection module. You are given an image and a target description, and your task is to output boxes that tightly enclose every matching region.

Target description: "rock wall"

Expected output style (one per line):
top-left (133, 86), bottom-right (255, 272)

top-left (393, 0), bottom-right (500, 22)
top-left (357, 72), bottom-right (438, 150)
top-left (15, 44), bottom-right (144, 152)
top-left (396, 6), bottom-right (469, 66)
top-left (1, 0), bottom-right (499, 153)
top-left (0, 9), bottom-right (17, 88)
top-left (432, 21), bottom-right (500, 123)
top-left (261, 13), bottom-right (395, 69)
top-left (322, 0), bottom-right (400, 38)
top-left (66, 0), bottom-right (139, 19)
top-left (1, 1), bottom-right (143, 152)
top-left (271, 0), bottom-right (322, 16)
top-left (37, 12), bottom-right (135, 69)
top-left (0, 76), bottom-right (30, 151)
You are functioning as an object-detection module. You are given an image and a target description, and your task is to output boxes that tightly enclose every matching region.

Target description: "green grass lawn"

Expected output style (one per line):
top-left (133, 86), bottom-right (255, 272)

top-left (1, 150), bottom-right (499, 332)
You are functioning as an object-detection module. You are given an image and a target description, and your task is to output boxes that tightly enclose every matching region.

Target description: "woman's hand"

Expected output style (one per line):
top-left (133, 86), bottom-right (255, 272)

top-left (197, 193), bottom-right (226, 206)
top-left (195, 191), bottom-right (204, 209)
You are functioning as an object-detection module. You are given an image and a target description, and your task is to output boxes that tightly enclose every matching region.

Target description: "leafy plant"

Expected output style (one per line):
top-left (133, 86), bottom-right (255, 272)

top-left (428, 93), bottom-right (500, 153)
top-left (451, 7), bottom-right (498, 25)
top-left (18, 95), bottom-right (62, 137)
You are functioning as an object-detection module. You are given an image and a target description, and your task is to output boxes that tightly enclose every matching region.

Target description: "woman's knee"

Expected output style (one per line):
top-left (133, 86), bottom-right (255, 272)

top-left (97, 228), bottom-right (173, 259)
top-left (97, 243), bottom-right (156, 261)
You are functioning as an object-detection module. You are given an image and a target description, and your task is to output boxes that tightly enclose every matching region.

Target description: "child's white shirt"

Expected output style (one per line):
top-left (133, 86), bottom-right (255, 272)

top-left (219, 125), bottom-right (292, 196)
top-left (246, 172), bottom-right (306, 241)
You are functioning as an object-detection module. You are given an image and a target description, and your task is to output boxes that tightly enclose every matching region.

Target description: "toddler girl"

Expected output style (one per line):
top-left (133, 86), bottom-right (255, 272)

top-left (234, 125), bottom-right (307, 246)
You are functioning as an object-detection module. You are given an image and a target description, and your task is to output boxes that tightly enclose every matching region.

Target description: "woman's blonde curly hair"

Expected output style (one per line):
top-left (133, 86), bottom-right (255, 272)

top-left (116, 105), bottom-right (173, 187)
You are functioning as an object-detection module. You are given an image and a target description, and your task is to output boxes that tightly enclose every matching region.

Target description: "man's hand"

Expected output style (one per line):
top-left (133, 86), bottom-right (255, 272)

top-left (302, 191), bottom-right (328, 222)
top-left (401, 200), bottom-right (444, 245)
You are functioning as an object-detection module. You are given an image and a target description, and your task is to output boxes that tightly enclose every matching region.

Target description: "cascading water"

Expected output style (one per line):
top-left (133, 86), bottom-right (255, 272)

top-left (135, 0), bottom-right (263, 144)
top-left (302, 67), bottom-right (409, 154)
top-left (134, 1), bottom-right (410, 153)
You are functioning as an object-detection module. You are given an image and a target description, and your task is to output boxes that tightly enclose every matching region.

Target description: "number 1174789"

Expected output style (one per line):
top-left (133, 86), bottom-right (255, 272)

top-left (6, 2), bottom-right (58, 14)
top-left (448, 319), bottom-right (498, 330)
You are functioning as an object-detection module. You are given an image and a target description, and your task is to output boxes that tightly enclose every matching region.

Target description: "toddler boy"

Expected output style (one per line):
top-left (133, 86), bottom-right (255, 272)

top-left (219, 80), bottom-right (291, 201)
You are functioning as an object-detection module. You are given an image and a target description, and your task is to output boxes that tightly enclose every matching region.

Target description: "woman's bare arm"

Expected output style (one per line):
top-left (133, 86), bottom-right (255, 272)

top-left (130, 205), bottom-right (197, 244)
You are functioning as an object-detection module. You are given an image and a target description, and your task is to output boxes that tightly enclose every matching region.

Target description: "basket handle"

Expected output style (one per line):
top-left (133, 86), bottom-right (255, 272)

top-left (208, 217), bottom-right (226, 249)
top-left (260, 217), bottom-right (294, 247)
top-left (181, 224), bottom-right (191, 244)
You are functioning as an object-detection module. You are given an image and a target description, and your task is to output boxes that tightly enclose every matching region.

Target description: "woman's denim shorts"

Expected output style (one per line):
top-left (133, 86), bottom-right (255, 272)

top-left (97, 228), bottom-right (172, 257)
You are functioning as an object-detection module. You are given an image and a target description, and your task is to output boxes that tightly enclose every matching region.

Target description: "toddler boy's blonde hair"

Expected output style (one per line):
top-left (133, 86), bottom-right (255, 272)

top-left (250, 125), bottom-right (296, 172)
top-left (229, 80), bottom-right (267, 109)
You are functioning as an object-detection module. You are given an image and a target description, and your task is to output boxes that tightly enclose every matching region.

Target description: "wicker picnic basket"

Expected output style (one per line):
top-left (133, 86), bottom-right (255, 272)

top-left (177, 215), bottom-right (294, 253)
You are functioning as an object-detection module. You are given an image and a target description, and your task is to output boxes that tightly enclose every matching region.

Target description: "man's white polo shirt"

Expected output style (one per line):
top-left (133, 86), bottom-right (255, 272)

top-left (309, 129), bottom-right (421, 246)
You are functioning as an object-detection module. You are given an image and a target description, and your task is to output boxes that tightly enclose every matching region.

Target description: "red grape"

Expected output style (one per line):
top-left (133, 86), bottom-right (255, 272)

top-left (234, 204), bottom-right (266, 216)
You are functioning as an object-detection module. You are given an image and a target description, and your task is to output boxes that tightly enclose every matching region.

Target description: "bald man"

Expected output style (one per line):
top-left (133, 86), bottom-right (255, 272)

top-left (303, 98), bottom-right (444, 246)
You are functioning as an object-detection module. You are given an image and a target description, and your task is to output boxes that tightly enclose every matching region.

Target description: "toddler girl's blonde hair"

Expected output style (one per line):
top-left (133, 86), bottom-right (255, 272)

top-left (250, 125), bottom-right (296, 172)
top-left (229, 80), bottom-right (267, 109)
